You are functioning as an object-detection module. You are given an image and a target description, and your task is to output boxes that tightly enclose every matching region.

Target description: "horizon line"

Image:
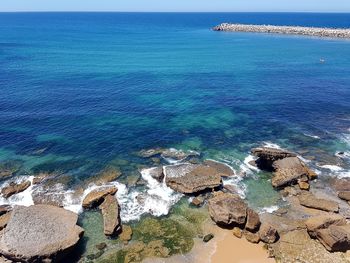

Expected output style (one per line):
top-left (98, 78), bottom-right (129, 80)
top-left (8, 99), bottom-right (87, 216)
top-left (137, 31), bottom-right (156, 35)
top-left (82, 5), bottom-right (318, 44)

top-left (1, 11), bottom-right (350, 14)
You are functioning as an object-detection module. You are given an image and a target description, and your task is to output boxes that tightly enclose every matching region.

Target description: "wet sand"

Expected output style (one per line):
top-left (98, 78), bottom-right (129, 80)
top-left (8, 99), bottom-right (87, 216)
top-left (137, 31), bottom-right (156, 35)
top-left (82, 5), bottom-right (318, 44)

top-left (144, 221), bottom-right (275, 263)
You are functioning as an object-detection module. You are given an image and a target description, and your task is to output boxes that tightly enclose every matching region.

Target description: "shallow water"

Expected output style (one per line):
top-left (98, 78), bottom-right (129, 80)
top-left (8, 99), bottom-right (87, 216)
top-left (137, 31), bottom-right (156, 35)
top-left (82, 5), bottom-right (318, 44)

top-left (0, 12), bottom-right (350, 261)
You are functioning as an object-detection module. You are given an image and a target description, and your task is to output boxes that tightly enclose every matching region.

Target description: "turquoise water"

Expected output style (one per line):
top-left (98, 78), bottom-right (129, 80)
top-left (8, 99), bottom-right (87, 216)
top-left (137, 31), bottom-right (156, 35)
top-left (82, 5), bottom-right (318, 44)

top-left (1, 11), bottom-right (350, 222)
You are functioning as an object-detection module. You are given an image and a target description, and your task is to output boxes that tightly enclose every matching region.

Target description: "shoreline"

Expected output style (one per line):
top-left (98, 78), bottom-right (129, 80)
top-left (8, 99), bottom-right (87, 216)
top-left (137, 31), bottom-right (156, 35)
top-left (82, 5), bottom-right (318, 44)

top-left (213, 23), bottom-right (350, 39)
top-left (143, 220), bottom-right (274, 263)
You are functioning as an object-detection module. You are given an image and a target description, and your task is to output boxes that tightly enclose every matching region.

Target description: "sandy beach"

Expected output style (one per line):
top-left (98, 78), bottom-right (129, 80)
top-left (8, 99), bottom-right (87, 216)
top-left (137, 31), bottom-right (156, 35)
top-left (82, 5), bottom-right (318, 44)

top-left (145, 220), bottom-right (274, 263)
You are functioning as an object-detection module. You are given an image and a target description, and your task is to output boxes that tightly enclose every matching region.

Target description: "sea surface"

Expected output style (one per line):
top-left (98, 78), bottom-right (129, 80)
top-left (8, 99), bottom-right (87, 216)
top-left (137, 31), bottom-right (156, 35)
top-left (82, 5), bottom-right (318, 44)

top-left (0, 12), bottom-right (350, 261)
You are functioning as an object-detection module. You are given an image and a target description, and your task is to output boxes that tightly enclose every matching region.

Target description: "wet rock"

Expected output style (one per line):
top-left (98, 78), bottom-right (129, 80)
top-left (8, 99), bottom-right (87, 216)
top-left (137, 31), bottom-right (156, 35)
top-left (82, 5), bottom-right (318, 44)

top-left (203, 233), bottom-right (214, 242)
top-left (232, 227), bottom-right (243, 238)
top-left (160, 148), bottom-right (199, 161)
top-left (251, 147), bottom-right (296, 170)
top-left (1, 180), bottom-right (31, 198)
top-left (99, 194), bottom-right (121, 236)
top-left (148, 167), bottom-right (164, 182)
top-left (223, 184), bottom-right (238, 194)
top-left (0, 161), bottom-right (22, 179)
top-left (259, 224), bottom-right (278, 244)
top-left (120, 225), bottom-right (133, 244)
top-left (305, 214), bottom-right (347, 238)
top-left (203, 160), bottom-right (234, 177)
top-left (0, 212), bottom-right (11, 231)
top-left (298, 181), bottom-right (310, 190)
top-left (82, 186), bottom-right (117, 209)
top-left (316, 225), bottom-right (350, 252)
top-left (245, 208), bottom-right (261, 232)
top-left (298, 193), bottom-right (339, 213)
top-left (94, 166), bottom-right (122, 185)
top-left (191, 196), bottom-right (204, 207)
top-left (165, 164), bottom-right (222, 194)
top-left (272, 157), bottom-right (312, 188)
top-left (0, 205), bottom-right (84, 262)
top-left (0, 206), bottom-right (11, 216)
top-left (32, 191), bottom-right (65, 207)
top-left (338, 191), bottom-right (350, 202)
top-left (208, 193), bottom-right (247, 226)
top-left (244, 230), bottom-right (260, 243)
top-left (95, 242), bottom-right (107, 251)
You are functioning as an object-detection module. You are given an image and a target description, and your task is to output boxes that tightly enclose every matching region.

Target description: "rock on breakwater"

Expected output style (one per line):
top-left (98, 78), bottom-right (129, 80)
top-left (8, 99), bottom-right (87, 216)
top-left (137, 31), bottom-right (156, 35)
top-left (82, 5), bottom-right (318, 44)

top-left (213, 23), bottom-right (350, 39)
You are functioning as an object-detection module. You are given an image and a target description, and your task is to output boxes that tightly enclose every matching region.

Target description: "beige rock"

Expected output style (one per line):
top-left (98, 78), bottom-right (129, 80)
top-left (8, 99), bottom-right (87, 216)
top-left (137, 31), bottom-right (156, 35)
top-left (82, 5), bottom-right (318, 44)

top-left (316, 225), bottom-right (350, 252)
top-left (259, 224), bottom-right (278, 244)
top-left (245, 208), bottom-right (261, 232)
top-left (0, 205), bottom-right (83, 262)
top-left (232, 227), bottom-right (243, 238)
top-left (120, 225), bottom-right (133, 244)
top-left (298, 193), bottom-right (339, 213)
top-left (1, 181), bottom-right (31, 198)
top-left (208, 193), bottom-right (247, 226)
top-left (305, 214), bottom-right (347, 238)
top-left (338, 191), bottom-right (350, 202)
top-left (244, 230), bottom-right (260, 243)
top-left (82, 186), bottom-right (117, 209)
top-left (99, 194), bottom-right (121, 236)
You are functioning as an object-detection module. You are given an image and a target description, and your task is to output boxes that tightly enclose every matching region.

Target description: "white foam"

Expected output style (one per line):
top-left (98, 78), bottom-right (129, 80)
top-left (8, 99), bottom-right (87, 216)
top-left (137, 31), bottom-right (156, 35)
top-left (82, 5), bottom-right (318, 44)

top-left (319, 164), bottom-right (343, 172)
top-left (243, 154), bottom-right (259, 172)
top-left (260, 205), bottom-right (279, 213)
top-left (262, 142), bottom-right (282, 149)
top-left (303, 133), bottom-right (320, 139)
top-left (0, 176), bottom-right (34, 207)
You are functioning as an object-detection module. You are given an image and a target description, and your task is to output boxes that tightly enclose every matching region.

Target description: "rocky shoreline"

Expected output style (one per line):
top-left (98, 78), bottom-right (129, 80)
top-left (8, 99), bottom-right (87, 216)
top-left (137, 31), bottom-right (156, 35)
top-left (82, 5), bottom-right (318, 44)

top-left (0, 145), bottom-right (350, 262)
top-left (213, 23), bottom-right (350, 39)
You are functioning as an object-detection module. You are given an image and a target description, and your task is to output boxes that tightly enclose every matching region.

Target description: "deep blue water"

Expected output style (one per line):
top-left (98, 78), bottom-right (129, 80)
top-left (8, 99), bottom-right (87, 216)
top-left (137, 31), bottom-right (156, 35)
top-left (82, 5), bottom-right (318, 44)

top-left (0, 12), bottom-right (350, 186)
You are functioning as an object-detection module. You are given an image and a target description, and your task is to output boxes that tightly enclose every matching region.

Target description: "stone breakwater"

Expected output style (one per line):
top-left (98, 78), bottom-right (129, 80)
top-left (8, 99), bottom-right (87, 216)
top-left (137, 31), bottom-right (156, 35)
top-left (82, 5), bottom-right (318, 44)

top-left (213, 23), bottom-right (350, 39)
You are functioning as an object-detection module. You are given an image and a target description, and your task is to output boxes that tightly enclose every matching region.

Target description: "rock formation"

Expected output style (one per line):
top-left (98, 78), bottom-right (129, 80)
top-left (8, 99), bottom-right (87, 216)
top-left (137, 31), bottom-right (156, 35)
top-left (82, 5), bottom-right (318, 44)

top-left (0, 205), bottom-right (83, 262)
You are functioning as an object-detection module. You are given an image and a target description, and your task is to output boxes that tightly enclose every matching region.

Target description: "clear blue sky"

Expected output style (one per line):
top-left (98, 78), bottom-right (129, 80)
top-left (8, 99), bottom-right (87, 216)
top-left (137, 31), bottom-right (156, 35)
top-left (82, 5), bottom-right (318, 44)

top-left (1, 0), bottom-right (349, 12)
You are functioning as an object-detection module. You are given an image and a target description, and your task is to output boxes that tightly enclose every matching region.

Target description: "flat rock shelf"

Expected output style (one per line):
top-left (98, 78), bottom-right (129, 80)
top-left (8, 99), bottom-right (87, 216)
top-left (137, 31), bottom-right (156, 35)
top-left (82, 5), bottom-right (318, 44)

top-left (213, 23), bottom-right (350, 39)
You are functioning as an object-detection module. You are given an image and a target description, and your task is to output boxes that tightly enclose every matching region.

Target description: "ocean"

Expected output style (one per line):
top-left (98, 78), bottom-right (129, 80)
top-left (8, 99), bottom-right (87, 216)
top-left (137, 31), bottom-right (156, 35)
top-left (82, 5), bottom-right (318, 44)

top-left (0, 12), bottom-right (350, 261)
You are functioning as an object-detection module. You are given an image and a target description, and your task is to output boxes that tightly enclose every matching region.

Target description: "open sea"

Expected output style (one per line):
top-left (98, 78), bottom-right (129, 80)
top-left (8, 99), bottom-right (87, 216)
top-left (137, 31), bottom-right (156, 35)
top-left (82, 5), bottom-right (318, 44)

top-left (0, 12), bottom-right (350, 261)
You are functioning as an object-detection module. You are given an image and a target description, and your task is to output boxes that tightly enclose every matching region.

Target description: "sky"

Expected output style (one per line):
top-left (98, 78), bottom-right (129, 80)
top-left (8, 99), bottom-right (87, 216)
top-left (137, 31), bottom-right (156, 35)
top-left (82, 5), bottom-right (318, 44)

top-left (0, 0), bottom-right (349, 12)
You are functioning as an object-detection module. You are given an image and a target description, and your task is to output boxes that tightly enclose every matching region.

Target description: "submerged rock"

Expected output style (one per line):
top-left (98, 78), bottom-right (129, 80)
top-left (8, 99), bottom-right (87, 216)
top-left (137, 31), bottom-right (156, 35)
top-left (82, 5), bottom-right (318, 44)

top-left (272, 157), bottom-right (312, 188)
top-left (165, 164), bottom-right (222, 194)
top-left (208, 193), bottom-right (247, 226)
top-left (99, 194), bottom-right (121, 236)
top-left (298, 193), bottom-right (339, 213)
top-left (120, 225), bottom-right (133, 244)
top-left (0, 161), bottom-right (22, 179)
top-left (1, 180), bottom-right (31, 198)
top-left (0, 205), bottom-right (83, 262)
top-left (251, 147), bottom-right (296, 170)
top-left (82, 186), bottom-right (118, 209)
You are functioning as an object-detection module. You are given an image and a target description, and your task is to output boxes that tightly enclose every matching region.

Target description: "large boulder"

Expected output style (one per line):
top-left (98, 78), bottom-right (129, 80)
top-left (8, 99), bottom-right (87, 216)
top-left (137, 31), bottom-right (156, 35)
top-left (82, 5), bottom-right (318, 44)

top-left (148, 167), bottom-right (164, 182)
top-left (298, 193), bottom-right (339, 213)
top-left (99, 194), bottom-right (121, 236)
top-left (1, 181), bottom-right (31, 198)
top-left (82, 186), bottom-right (117, 209)
top-left (251, 147), bottom-right (296, 170)
top-left (316, 225), bottom-right (350, 252)
top-left (245, 208), bottom-right (261, 232)
top-left (208, 193), bottom-right (248, 226)
top-left (272, 157), bottom-right (312, 188)
top-left (165, 164), bottom-right (222, 194)
top-left (0, 205), bottom-right (83, 262)
top-left (259, 223), bottom-right (278, 243)
top-left (305, 214), bottom-right (347, 238)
